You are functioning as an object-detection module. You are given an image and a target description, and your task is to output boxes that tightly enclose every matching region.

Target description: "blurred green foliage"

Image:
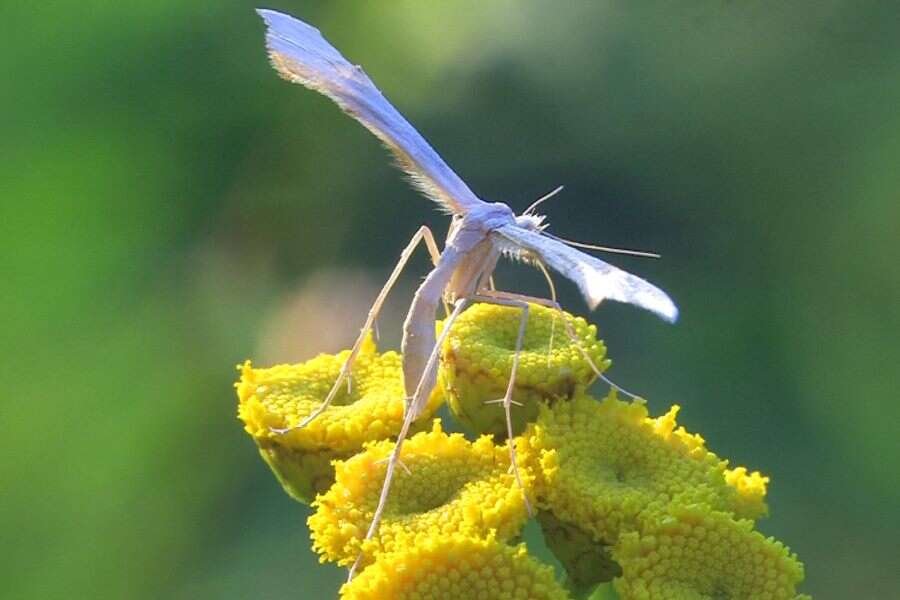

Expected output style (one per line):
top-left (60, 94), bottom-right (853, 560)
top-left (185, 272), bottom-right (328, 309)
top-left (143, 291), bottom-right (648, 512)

top-left (2, 1), bottom-right (898, 598)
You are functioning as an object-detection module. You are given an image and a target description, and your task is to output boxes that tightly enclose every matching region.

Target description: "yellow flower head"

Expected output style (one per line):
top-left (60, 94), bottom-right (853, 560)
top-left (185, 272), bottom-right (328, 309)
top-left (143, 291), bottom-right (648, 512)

top-left (308, 420), bottom-right (532, 569)
top-left (441, 302), bottom-right (609, 437)
top-left (339, 534), bottom-right (571, 600)
top-left (613, 503), bottom-right (807, 600)
top-left (236, 335), bottom-right (443, 502)
top-left (522, 392), bottom-right (764, 544)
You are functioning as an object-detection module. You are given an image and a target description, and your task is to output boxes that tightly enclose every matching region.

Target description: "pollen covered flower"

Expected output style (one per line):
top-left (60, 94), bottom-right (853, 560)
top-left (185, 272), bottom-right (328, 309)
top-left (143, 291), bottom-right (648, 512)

top-left (236, 334), bottom-right (443, 502)
top-left (308, 420), bottom-right (532, 569)
top-left (339, 533), bottom-right (570, 600)
top-left (441, 302), bottom-right (609, 437)
top-left (613, 503), bottom-right (807, 599)
top-left (523, 392), bottom-right (762, 545)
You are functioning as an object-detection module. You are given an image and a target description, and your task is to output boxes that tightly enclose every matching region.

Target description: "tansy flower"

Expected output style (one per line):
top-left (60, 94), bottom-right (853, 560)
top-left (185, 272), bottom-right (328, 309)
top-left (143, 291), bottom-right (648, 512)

top-left (236, 334), bottom-right (443, 502)
top-left (522, 392), bottom-right (764, 546)
top-left (338, 534), bottom-right (571, 600)
top-left (613, 503), bottom-right (807, 600)
top-left (441, 302), bottom-right (608, 437)
top-left (308, 420), bottom-right (532, 569)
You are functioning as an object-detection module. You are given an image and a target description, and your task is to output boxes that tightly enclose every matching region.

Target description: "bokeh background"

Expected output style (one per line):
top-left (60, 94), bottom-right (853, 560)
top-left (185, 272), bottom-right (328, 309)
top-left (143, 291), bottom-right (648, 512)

top-left (3, 1), bottom-right (898, 598)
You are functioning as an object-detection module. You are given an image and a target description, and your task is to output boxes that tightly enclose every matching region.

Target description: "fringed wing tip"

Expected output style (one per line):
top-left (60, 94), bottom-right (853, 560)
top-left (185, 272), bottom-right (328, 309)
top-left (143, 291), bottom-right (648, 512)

top-left (256, 8), bottom-right (291, 32)
top-left (256, 8), bottom-right (340, 63)
top-left (256, 8), bottom-right (312, 33)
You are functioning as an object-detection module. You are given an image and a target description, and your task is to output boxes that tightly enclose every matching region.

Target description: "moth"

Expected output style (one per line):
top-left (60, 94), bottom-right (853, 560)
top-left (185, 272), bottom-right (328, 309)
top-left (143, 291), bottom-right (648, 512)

top-left (257, 8), bottom-right (677, 578)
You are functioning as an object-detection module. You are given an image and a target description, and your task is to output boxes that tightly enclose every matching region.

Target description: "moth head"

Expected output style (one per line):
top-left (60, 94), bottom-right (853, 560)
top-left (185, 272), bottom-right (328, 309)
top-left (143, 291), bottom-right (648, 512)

top-left (514, 184), bottom-right (562, 233)
top-left (514, 212), bottom-right (548, 233)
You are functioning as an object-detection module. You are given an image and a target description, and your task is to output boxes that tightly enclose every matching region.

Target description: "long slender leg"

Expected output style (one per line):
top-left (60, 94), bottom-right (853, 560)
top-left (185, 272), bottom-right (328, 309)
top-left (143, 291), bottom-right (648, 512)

top-left (536, 260), bottom-right (558, 367)
top-left (420, 229), bottom-right (451, 319)
top-left (479, 289), bottom-right (640, 399)
top-left (271, 226), bottom-right (443, 434)
top-left (466, 293), bottom-right (534, 518)
top-left (372, 228), bottom-right (446, 342)
top-left (348, 298), bottom-right (471, 581)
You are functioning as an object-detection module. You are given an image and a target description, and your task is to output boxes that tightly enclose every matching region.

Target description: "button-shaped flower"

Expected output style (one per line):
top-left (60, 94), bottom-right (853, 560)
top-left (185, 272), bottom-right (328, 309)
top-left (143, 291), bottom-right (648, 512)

top-left (613, 503), bottom-right (807, 599)
top-left (441, 302), bottom-right (608, 437)
top-left (338, 534), bottom-right (571, 600)
top-left (308, 420), bottom-right (532, 569)
top-left (237, 334), bottom-right (443, 502)
top-left (522, 392), bottom-right (767, 546)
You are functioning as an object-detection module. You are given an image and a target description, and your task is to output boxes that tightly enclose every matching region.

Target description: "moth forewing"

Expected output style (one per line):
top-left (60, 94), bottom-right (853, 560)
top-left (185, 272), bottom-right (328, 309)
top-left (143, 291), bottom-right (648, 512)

top-left (258, 9), bottom-right (484, 215)
top-left (494, 225), bottom-right (678, 323)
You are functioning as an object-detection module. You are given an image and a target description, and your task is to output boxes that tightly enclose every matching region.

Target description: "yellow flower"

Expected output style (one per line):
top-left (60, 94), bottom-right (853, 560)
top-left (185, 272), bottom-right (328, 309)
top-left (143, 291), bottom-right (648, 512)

top-left (308, 420), bottom-right (532, 569)
top-left (236, 334), bottom-right (443, 502)
top-left (522, 392), bottom-right (764, 545)
top-left (339, 534), bottom-right (571, 600)
top-left (613, 503), bottom-right (807, 599)
top-left (441, 302), bottom-right (609, 437)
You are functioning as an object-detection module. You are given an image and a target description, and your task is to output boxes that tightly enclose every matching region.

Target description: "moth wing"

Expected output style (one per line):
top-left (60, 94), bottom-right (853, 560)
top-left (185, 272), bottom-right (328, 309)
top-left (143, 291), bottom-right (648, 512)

top-left (258, 9), bottom-right (483, 215)
top-left (495, 225), bottom-right (678, 323)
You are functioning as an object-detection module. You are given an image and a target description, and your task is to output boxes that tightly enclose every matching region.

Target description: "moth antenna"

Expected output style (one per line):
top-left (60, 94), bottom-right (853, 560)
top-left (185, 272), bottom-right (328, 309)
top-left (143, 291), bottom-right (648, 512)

top-left (544, 231), bottom-right (661, 259)
top-left (524, 185), bottom-right (564, 215)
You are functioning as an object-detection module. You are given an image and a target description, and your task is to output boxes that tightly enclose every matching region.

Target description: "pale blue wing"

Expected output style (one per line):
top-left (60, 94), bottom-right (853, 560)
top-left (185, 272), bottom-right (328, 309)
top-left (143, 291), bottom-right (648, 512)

top-left (257, 9), bottom-right (484, 215)
top-left (494, 225), bottom-right (678, 323)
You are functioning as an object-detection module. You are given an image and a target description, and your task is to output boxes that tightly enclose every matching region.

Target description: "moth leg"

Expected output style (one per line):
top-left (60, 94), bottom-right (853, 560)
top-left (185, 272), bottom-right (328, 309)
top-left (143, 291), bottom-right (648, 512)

top-left (466, 293), bottom-right (534, 518)
top-left (478, 290), bottom-right (640, 399)
top-left (348, 297), bottom-right (471, 582)
top-left (270, 225), bottom-right (442, 434)
top-left (419, 228), bottom-right (451, 318)
top-left (535, 259), bottom-right (558, 367)
top-left (372, 318), bottom-right (380, 343)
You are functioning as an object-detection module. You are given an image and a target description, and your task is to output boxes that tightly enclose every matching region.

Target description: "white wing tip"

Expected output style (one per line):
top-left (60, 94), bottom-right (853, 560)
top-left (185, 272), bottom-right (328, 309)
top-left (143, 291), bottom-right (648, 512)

top-left (585, 285), bottom-right (679, 324)
top-left (587, 296), bottom-right (679, 323)
top-left (658, 300), bottom-right (679, 324)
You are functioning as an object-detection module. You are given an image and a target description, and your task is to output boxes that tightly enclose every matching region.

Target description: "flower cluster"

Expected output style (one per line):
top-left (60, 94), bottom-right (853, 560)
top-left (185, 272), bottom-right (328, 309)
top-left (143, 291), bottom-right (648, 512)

top-left (237, 304), bottom-right (809, 599)
top-left (516, 392), bottom-right (800, 597)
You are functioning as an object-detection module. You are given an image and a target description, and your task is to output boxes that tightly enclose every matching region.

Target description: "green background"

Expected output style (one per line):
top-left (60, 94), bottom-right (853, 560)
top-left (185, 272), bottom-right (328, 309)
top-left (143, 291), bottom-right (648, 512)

top-left (3, 1), bottom-right (898, 598)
